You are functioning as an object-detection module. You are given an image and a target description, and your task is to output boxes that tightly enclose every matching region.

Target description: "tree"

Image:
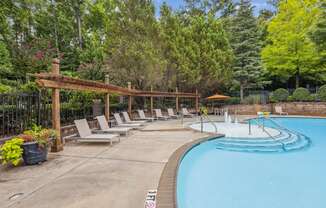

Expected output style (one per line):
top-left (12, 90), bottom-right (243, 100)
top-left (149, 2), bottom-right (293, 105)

top-left (230, 0), bottom-right (267, 101)
top-left (262, 0), bottom-right (322, 88)
top-left (0, 41), bottom-right (14, 86)
top-left (159, 3), bottom-right (233, 94)
top-left (310, 0), bottom-right (326, 64)
top-left (105, 0), bottom-right (166, 90)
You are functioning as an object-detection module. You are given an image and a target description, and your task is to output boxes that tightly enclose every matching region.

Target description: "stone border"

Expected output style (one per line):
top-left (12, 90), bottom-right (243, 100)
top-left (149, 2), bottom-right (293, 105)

top-left (156, 134), bottom-right (224, 208)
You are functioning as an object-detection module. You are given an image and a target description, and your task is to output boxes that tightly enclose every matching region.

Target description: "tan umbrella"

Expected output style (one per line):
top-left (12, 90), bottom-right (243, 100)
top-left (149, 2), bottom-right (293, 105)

top-left (206, 94), bottom-right (230, 100)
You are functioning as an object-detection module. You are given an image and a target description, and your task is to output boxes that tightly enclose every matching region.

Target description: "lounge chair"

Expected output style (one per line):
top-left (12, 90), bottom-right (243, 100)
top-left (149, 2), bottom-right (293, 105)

top-left (154, 109), bottom-right (169, 120)
top-left (74, 119), bottom-right (120, 145)
top-left (167, 108), bottom-right (179, 119)
top-left (182, 108), bottom-right (196, 117)
top-left (96, 115), bottom-right (132, 136)
top-left (122, 112), bottom-right (147, 125)
top-left (275, 106), bottom-right (288, 115)
top-left (137, 110), bottom-right (155, 122)
top-left (113, 113), bottom-right (143, 129)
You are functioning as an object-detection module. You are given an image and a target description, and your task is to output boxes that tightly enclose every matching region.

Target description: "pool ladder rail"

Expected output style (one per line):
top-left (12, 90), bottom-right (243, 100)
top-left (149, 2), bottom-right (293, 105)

top-left (199, 114), bottom-right (218, 134)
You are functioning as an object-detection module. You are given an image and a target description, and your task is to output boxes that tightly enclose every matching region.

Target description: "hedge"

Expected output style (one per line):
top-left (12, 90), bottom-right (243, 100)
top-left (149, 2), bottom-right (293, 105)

top-left (270, 88), bottom-right (289, 102)
top-left (317, 85), bottom-right (326, 101)
top-left (291, 87), bottom-right (313, 101)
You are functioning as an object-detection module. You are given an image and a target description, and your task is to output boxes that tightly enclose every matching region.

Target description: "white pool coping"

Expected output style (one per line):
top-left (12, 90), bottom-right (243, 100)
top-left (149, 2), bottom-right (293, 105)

top-left (190, 122), bottom-right (280, 138)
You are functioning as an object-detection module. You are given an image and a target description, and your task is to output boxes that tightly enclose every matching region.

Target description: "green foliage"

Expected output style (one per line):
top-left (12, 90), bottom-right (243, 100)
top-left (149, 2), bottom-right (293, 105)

top-left (159, 4), bottom-right (233, 93)
top-left (0, 138), bottom-right (24, 166)
top-left (270, 88), bottom-right (289, 102)
top-left (229, 0), bottom-right (269, 100)
top-left (317, 85), bottom-right (326, 101)
top-left (19, 82), bottom-right (39, 93)
top-left (0, 41), bottom-right (15, 86)
top-left (291, 88), bottom-right (313, 101)
top-left (22, 124), bottom-right (56, 148)
top-left (0, 83), bottom-right (12, 93)
top-left (310, 1), bottom-right (326, 65)
top-left (242, 95), bottom-right (261, 104)
top-left (225, 97), bottom-right (241, 105)
top-left (262, 0), bottom-right (323, 88)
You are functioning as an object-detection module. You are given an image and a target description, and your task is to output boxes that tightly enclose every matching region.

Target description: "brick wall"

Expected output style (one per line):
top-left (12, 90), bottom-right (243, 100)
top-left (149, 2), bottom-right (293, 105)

top-left (223, 102), bottom-right (326, 116)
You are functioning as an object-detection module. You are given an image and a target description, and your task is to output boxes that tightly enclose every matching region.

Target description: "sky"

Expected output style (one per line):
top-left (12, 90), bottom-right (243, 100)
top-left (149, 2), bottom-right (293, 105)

top-left (153, 0), bottom-right (272, 16)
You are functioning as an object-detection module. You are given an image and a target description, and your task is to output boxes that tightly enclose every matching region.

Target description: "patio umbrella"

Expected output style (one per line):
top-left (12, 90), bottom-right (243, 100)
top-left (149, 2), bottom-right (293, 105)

top-left (206, 94), bottom-right (230, 100)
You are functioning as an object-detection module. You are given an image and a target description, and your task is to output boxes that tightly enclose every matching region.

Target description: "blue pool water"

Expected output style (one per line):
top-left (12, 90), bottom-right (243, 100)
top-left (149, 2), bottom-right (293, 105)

top-left (177, 117), bottom-right (326, 208)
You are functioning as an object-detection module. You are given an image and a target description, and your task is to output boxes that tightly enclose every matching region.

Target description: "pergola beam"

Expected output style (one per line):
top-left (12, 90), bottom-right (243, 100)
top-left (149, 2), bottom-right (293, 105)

top-left (35, 73), bottom-right (200, 98)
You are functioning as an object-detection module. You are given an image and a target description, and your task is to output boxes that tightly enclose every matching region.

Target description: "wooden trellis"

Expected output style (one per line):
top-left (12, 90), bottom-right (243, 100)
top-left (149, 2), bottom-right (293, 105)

top-left (35, 59), bottom-right (200, 152)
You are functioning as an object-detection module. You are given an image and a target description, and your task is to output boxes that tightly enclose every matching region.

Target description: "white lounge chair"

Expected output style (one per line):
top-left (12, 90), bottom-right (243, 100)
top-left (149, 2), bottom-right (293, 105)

top-left (275, 106), bottom-right (288, 115)
top-left (96, 115), bottom-right (132, 136)
top-left (154, 109), bottom-right (169, 120)
top-left (113, 113), bottom-right (143, 129)
top-left (122, 112), bottom-right (147, 125)
top-left (167, 108), bottom-right (179, 119)
top-left (182, 108), bottom-right (195, 117)
top-left (137, 110), bottom-right (155, 122)
top-left (74, 119), bottom-right (120, 145)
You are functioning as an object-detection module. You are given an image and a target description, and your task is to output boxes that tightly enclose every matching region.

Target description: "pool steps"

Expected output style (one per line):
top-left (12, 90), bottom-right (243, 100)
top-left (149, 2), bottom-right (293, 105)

top-left (215, 126), bottom-right (311, 153)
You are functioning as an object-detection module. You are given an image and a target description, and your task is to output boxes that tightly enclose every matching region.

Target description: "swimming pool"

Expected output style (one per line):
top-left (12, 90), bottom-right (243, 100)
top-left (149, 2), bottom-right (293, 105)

top-left (178, 117), bottom-right (326, 208)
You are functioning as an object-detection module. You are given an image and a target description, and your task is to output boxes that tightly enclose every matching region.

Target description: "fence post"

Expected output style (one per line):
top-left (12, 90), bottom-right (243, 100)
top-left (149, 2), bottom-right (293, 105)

top-left (105, 74), bottom-right (110, 121)
top-left (128, 82), bottom-right (132, 119)
top-left (150, 86), bottom-right (153, 116)
top-left (51, 58), bottom-right (63, 152)
top-left (195, 89), bottom-right (199, 115)
top-left (176, 87), bottom-right (179, 113)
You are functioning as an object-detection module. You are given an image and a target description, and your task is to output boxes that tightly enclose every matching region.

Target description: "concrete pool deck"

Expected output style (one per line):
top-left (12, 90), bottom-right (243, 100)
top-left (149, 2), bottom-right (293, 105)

top-left (0, 117), bottom-right (221, 208)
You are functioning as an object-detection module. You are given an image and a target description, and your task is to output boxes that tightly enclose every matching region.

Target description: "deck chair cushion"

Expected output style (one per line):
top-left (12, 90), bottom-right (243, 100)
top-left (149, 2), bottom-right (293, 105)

top-left (96, 115), bottom-right (110, 130)
top-left (114, 113), bottom-right (123, 125)
top-left (74, 119), bottom-right (92, 137)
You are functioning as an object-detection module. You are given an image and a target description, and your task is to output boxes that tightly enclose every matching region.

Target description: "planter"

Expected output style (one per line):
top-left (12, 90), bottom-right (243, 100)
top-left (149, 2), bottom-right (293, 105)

top-left (22, 142), bottom-right (48, 165)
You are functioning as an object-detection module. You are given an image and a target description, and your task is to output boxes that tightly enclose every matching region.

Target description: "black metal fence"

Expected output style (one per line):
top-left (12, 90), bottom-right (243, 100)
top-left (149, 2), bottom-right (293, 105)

top-left (0, 92), bottom-right (50, 138)
top-left (0, 91), bottom-right (96, 138)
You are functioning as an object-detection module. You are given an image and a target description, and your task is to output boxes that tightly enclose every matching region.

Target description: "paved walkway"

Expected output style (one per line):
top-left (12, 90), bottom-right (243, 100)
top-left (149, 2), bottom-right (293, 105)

top-left (0, 118), bottom-right (212, 208)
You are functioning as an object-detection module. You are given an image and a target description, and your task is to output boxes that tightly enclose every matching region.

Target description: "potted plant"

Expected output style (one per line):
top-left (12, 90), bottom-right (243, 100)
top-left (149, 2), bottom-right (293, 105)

top-left (0, 125), bottom-right (56, 166)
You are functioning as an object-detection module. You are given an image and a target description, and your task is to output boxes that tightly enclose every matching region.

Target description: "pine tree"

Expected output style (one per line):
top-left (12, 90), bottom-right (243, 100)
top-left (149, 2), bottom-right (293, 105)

top-left (230, 0), bottom-right (267, 101)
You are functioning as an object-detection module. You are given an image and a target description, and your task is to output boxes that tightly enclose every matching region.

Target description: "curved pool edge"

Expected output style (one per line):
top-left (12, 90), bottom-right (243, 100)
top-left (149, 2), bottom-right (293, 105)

top-left (156, 134), bottom-right (225, 208)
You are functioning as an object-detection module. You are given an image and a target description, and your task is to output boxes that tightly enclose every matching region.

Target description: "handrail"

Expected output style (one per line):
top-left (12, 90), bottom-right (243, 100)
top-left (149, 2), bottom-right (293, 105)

top-left (250, 118), bottom-right (287, 151)
top-left (265, 117), bottom-right (307, 138)
top-left (200, 114), bottom-right (218, 133)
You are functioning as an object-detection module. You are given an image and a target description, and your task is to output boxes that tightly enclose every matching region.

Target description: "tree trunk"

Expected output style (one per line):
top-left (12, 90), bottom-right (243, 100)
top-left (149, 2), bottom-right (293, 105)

top-left (240, 84), bottom-right (244, 101)
top-left (76, 11), bottom-right (82, 48)
top-left (295, 68), bottom-right (300, 89)
top-left (74, 1), bottom-right (83, 48)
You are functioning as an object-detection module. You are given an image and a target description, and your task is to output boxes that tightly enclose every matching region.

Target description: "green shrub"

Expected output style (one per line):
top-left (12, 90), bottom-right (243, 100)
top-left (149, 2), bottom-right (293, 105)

top-left (317, 85), bottom-right (326, 101)
top-left (291, 88), bottom-right (313, 101)
top-left (19, 82), bottom-right (39, 93)
top-left (0, 83), bottom-right (12, 93)
top-left (270, 88), bottom-right (289, 102)
top-left (0, 138), bottom-right (24, 166)
top-left (225, 97), bottom-right (241, 105)
top-left (242, 95), bottom-right (261, 104)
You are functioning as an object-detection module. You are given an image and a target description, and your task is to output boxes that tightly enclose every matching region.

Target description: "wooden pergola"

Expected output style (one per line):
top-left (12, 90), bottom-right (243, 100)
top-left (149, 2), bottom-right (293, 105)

top-left (35, 59), bottom-right (200, 152)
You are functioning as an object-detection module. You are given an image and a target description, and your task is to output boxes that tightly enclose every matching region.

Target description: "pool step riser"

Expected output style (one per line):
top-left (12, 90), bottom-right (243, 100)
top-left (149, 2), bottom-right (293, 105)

top-left (215, 129), bottom-right (310, 153)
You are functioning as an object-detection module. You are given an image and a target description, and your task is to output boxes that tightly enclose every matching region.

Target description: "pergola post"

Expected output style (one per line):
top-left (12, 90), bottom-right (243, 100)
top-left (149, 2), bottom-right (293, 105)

top-left (176, 87), bottom-right (179, 113)
top-left (195, 89), bottom-right (199, 115)
top-left (128, 82), bottom-right (132, 118)
top-left (105, 74), bottom-right (110, 121)
top-left (51, 58), bottom-right (63, 152)
top-left (150, 86), bottom-right (154, 116)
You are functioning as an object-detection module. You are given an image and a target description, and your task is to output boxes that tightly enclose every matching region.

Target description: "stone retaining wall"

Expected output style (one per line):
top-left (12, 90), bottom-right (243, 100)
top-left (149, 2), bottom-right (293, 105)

top-left (224, 102), bottom-right (326, 116)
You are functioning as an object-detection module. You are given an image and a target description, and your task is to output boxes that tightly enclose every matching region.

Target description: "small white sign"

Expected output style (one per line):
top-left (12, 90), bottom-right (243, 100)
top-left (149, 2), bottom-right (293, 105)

top-left (145, 189), bottom-right (157, 208)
